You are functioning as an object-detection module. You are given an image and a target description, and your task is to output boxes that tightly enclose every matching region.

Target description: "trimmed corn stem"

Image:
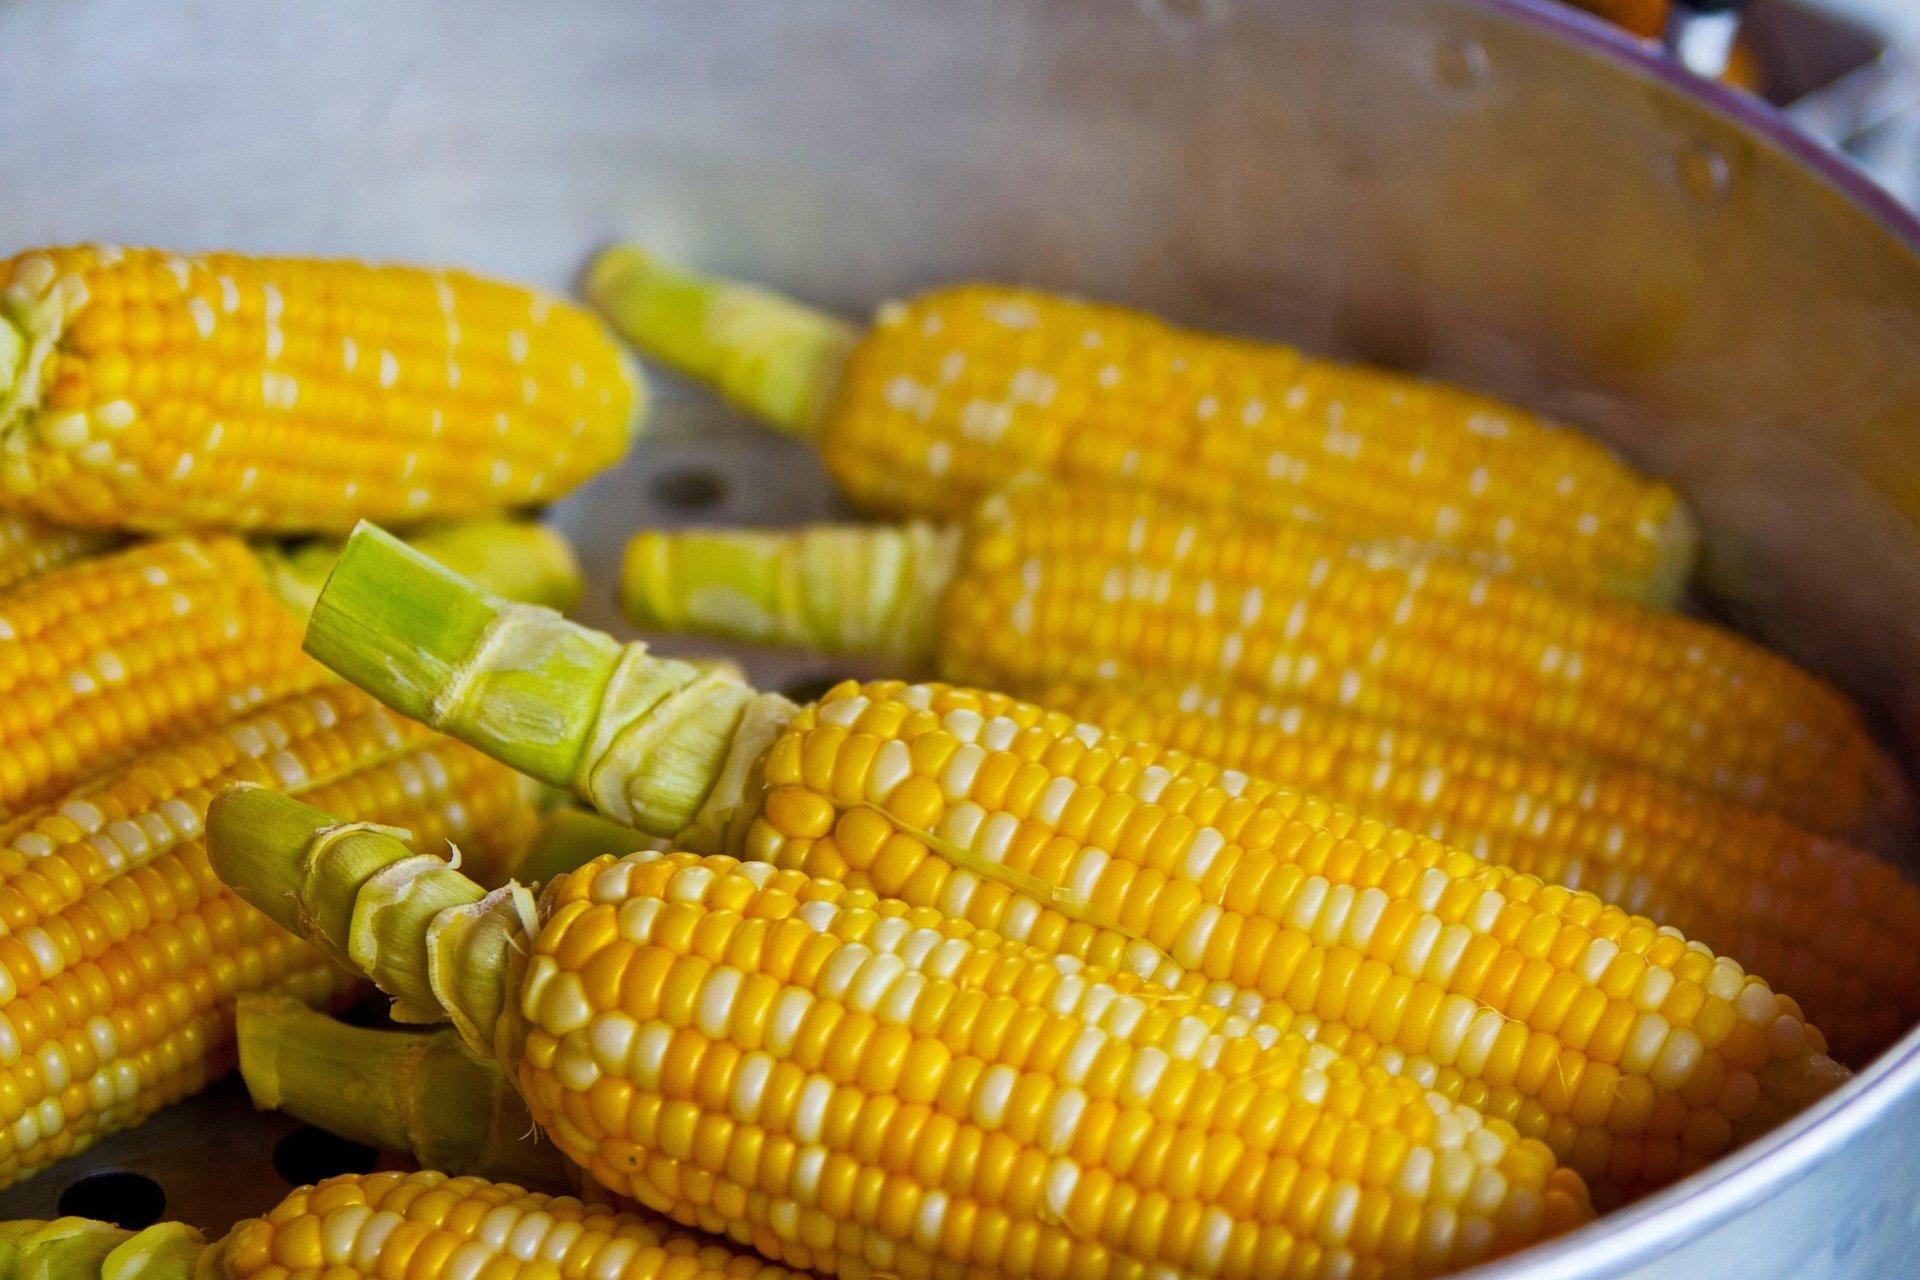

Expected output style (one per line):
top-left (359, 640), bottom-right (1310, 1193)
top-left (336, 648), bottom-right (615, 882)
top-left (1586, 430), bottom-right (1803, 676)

top-left (236, 995), bottom-right (571, 1190)
top-left (622, 521), bottom-right (957, 660)
top-left (585, 245), bottom-right (854, 435)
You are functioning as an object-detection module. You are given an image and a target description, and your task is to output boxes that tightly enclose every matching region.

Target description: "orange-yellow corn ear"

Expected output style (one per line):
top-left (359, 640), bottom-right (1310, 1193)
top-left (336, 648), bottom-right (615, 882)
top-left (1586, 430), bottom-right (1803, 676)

top-left (0, 683), bottom-right (539, 1188)
top-left (0, 246), bottom-right (640, 532)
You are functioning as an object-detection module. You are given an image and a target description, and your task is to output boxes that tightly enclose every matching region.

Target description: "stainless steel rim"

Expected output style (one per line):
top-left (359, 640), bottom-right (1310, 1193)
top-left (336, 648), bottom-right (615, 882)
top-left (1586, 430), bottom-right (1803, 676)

top-left (1451, 3), bottom-right (1920, 1272)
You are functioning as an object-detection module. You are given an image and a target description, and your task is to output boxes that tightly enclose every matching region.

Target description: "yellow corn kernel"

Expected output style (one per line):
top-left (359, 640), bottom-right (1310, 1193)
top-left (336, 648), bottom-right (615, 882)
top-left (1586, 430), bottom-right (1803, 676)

top-left (0, 246), bottom-right (638, 532)
top-left (1036, 680), bottom-right (1920, 1067)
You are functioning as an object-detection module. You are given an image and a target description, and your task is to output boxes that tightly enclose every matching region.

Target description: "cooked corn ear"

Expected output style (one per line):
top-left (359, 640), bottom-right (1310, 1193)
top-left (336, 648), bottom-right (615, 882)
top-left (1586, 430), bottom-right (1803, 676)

top-left (588, 247), bottom-right (1692, 605)
top-left (0, 682), bottom-right (539, 1188)
top-left (0, 1170), bottom-right (806, 1280)
top-left (214, 796), bottom-right (1595, 1278)
top-left (292, 526), bottom-right (1849, 1207)
top-left (0, 517), bottom-right (580, 819)
top-left (1038, 680), bottom-right (1920, 1066)
top-left (618, 486), bottom-right (1897, 840)
top-left (0, 246), bottom-right (638, 532)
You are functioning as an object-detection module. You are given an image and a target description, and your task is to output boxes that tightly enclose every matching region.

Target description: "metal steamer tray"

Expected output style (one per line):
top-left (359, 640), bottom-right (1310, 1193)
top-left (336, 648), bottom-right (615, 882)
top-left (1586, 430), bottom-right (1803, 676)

top-left (4, 2), bottom-right (1920, 1276)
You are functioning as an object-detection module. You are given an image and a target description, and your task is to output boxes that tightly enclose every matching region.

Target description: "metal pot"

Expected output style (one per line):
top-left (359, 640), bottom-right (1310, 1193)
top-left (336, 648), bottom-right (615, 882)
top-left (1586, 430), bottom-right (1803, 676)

top-left (3, 1), bottom-right (1917, 1274)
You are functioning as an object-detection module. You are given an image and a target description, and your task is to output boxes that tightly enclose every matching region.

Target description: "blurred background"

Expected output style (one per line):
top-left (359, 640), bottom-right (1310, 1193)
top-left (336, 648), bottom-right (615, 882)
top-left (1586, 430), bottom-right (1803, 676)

top-left (1568, 0), bottom-right (1920, 206)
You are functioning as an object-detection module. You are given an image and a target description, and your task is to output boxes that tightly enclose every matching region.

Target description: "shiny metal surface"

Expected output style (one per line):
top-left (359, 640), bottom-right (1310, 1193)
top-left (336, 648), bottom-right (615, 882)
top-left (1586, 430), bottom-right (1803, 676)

top-left (1, 0), bottom-right (1919, 1273)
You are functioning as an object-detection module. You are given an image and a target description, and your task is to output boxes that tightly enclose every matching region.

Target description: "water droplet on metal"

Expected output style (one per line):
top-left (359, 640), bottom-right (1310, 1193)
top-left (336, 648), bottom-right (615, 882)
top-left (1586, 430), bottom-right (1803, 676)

top-left (1435, 37), bottom-right (1490, 92)
top-left (1678, 141), bottom-right (1732, 205)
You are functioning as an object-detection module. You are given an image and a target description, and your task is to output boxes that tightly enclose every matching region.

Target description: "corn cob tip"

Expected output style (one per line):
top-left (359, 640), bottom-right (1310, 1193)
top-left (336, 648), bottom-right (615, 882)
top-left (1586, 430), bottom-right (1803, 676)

top-left (583, 243), bottom-right (855, 435)
top-left (0, 1218), bottom-right (207, 1280)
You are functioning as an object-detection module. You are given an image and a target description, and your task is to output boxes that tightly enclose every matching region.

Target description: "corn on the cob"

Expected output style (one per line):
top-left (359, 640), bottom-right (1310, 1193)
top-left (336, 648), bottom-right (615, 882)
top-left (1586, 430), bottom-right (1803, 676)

top-left (0, 518), bottom-right (580, 820)
top-left (1034, 681), bottom-right (1920, 1066)
top-left (0, 1170), bottom-right (807, 1280)
top-left (587, 247), bottom-right (1693, 606)
top-left (0, 512), bottom-right (116, 594)
top-left (619, 485), bottom-right (1898, 841)
top-left (215, 797), bottom-right (1593, 1279)
top-left (291, 527), bottom-right (1849, 1210)
top-left (0, 245), bottom-right (639, 532)
top-left (0, 536), bottom-right (323, 817)
top-left (0, 680), bottom-right (540, 1189)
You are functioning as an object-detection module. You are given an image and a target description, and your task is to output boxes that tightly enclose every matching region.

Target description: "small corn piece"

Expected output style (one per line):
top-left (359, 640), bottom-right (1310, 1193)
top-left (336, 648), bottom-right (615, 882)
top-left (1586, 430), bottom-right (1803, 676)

top-left (619, 485), bottom-right (1899, 840)
top-left (0, 245), bottom-right (639, 532)
top-left (0, 682), bottom-right (540, 1188)
top-left (0, 1170), bottom-right (806, 1280)
top-left (293, 527), bottom-right (1851, 1207)
top-left (588, 248), bottom-right (1693, 606)
top-left (212, 797), bottom-right (1594, 1280)
top-left (1035, 680), bottom-right (1920, 1066)
top-left (0, 512), bottom-right (116, 594)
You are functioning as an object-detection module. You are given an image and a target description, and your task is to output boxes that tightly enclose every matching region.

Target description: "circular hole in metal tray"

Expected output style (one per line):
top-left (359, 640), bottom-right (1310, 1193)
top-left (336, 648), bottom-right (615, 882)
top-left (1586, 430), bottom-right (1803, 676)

top-left (58, 1170), bottom-right (166, 1229)
top-left (271, 1127), bottom-right (380, 1187)
top-left (648, 467), bottom-right (728, 513)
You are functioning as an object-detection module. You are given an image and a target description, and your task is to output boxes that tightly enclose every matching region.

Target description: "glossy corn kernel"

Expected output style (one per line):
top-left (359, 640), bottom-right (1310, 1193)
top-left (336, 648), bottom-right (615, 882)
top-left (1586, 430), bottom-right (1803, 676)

top-left (589, 252), bottom-right (1693, 605)
top-left (0, 513), bottom-right (114, 594)
top-left (0, 536), bottom-right (326, 817)
top-left (0, 684), bottom-right (539, 1187)
top-left (941, 485), bottom-right (1899, 841)
top-left (1037, 680), bottom-right (1920, 1067)
top-left (519, 851), bottom-right (1591, 1280)
top-left (0, 1170), bottom-right (805, 1280)
top-left (734, 681), bottom-right (1846, 1207)
top-left (0, 246), bottom-right (638, 532)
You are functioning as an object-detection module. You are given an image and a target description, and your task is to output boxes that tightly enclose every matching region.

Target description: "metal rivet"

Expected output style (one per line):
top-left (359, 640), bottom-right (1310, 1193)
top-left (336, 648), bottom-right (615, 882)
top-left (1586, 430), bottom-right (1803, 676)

top-left (1678, 140), bottom-right (1733, 205)
top-left (1435, 37), bottom-right (1491, 92)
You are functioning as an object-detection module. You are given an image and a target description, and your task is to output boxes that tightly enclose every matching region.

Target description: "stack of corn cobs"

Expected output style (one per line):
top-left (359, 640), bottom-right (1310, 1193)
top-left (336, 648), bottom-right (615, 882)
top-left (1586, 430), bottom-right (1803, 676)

top-left (0, 241), bottom-right (1914, 1280)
